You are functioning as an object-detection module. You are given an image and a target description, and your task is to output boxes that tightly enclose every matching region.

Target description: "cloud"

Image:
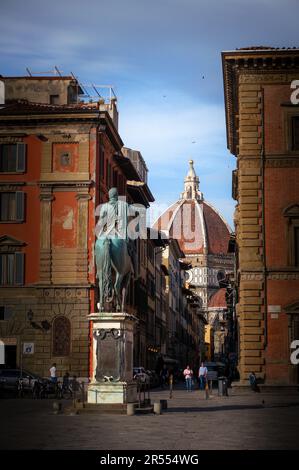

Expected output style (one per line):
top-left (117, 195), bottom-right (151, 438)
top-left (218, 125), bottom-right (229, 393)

top-left (118, 88), bottom-right (235, 226)
top-left (2, 0), bottom-right (298, 228)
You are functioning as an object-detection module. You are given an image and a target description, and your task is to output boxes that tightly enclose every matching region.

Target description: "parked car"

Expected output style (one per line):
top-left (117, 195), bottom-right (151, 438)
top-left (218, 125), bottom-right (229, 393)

top-left (133, 367), bottom-right (150, 383)
top-left (0, 368), bottom-right (49, 395)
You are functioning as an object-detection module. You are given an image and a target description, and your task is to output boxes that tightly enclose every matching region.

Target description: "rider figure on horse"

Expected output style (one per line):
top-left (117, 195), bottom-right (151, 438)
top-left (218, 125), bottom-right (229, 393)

top-left (95, 187), bottom-right (145, 312)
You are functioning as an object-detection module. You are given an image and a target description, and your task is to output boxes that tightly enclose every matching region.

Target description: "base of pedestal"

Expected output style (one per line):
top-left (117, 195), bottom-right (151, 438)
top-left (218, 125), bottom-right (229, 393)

top-left (87, 381), bottom-right (137, 404)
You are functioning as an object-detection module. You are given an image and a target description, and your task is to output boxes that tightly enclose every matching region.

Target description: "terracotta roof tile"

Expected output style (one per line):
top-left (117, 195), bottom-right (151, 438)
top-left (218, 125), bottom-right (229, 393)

top-left (153, 199), bottom-right (231, 255)
top-left (0, 100), bottom-right (100, 115)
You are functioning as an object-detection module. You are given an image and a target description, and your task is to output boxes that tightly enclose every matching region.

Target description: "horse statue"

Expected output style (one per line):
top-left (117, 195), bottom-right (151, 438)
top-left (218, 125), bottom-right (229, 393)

top-left (95, 187), bottom-right (141, 312)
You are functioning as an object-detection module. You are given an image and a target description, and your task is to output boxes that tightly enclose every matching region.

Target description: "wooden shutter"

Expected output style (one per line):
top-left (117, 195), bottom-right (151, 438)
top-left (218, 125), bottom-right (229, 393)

top-left (295, 227), bottom-right (299, 266)
top-left (16, 192), bottom-right (24, 221)
top-left (16, 143), bottom-right (26, 172)
top-left (15, 252), bottom-right (24, 285)
top-left (292, 117), bottom-right (299, 151)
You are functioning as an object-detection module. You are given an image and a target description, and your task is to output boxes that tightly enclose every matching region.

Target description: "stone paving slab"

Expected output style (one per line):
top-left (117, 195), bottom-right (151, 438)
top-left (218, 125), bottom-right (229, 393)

top-left (0, 385), bottom-right (299, 450)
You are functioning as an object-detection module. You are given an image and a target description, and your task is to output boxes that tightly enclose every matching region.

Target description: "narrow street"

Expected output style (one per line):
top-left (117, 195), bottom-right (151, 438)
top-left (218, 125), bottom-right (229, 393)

top-left (1, 386), bottom-right (299, 450)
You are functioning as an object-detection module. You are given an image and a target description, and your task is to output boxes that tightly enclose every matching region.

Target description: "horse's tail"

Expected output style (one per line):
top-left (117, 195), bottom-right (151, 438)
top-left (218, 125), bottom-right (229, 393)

top-left (102, 238), bottom-right (112, 299)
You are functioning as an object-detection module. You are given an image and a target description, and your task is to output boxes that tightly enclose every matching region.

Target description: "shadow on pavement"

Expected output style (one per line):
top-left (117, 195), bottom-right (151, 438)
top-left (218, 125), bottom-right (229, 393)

top-left (166, 402), bottom-right (299, 413)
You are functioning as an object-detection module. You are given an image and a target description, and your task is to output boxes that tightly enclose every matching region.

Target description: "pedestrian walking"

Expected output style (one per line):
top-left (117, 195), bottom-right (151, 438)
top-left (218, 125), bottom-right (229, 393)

top-left (160, 365), bottom-right (168, 389)
top-left (169, 369), bottom-right (174, 398)
top-left (183, 365), bottom-right (193, 392)
top-left (49, 363), bottom-right (57, 384)
top-left (62, 371), bottom-right (70, 392)
top-left (249, 371), bottom-right (260, 393)
top-left (198, 362), bottom-right (208, 390)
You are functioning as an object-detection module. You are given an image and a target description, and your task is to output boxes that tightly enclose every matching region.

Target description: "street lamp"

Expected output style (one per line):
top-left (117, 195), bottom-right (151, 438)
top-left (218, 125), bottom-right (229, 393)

top-left (26, 309), bottom-right (51, 332)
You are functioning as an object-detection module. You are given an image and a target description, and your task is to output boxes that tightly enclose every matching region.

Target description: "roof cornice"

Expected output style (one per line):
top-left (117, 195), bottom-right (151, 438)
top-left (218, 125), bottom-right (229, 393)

top-left (222, 48), bottom-right (299, 155)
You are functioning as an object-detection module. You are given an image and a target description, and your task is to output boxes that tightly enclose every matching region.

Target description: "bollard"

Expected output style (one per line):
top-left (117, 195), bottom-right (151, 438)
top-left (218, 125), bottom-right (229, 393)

top-left (205, 382), bottom-right (209, 400)
top-left (127, 403), bottom-right (135, 416)
top-left (153, 401), bottom-right (161, 415)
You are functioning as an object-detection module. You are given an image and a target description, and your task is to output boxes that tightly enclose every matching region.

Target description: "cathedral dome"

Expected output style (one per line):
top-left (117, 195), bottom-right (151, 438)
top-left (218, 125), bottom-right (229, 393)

top-left (154, 160), bottom-right (232, 255)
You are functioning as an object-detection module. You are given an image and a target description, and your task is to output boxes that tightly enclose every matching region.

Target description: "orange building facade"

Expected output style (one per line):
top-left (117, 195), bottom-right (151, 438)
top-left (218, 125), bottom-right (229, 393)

top-left (0, 77), bottom-right (142, 378)
top-left (223, 47), bottom-right (299, 384)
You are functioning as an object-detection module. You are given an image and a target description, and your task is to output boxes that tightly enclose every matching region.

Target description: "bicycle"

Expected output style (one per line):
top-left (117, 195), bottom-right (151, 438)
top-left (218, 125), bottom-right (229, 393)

top-left (54, 381), bottom-right (73, 400)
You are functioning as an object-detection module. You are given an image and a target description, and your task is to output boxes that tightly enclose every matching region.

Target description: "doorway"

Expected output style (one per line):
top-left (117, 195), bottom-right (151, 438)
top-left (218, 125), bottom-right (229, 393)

top-left (4, 345), bottom-right (17, 368)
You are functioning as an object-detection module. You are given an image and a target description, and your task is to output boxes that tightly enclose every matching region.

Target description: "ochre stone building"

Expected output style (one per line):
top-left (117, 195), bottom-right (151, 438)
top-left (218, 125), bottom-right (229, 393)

top-left (222, 46), bottom-right (299, 384)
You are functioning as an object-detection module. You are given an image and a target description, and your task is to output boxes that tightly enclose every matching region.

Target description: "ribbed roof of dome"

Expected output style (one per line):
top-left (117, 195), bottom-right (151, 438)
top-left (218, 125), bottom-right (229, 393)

top-left (153, 161), bottom-right (231, 255)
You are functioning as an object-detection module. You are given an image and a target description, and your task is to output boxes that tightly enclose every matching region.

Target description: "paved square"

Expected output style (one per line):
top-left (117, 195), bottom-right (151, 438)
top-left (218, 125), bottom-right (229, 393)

top-left (0, 386), bottom-right (299, 450)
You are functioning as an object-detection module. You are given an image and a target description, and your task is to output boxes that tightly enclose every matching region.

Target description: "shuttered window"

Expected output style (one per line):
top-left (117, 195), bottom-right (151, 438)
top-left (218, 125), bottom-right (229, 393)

top-left (100, 146), bottom-right (105, 180)
top-left (15, 252), bottom-right (25, 285)
top-left (0, 192), bottom-right (25, 222)
top-left (292, 116), bottom-right (299, 151)
top-left (0, 143), bottom-right (26, 172)
top-left (295, 227), bottom-right (299, 267)
top-left (0, 253), bottom-right (24, 285)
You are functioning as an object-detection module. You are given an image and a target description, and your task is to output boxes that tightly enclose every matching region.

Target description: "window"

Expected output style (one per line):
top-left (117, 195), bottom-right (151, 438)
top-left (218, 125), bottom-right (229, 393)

top-left (100, 145), bottom-right (105, 180)
top-left (106, 159), bottom-right (109, 184)
top-left (291, 116), bottom-right (299, 151)
top-left (118, 174), bottom-right (123, 194)
top-left (0, 253), bottom-right (24, 285)
top-left (283, 204), bottom-right (299, 267)
top-left (0, 143), bottom-right (26, 173)
top-left (49, 94), bottom-right (59, 105)
top-left (0, 192), bottom-right (24, 222)
top-left (108, 163), bottom-right (112, 187)
top-left (147, 242), bottom-right (155, 264)
top-left (295, 227), bottom-right (299, 267)
top-left (52, 316), bottom-right (71, 357)
top-left (113, 169), bottom-right (118, 188)
top-left (0, 306), bottom-right (13, 321)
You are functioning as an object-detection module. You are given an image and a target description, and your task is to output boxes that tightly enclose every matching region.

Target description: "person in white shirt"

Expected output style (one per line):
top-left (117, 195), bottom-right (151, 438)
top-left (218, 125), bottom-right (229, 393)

top-left (198, 362), bottom-right (208, 390)
top-left (183, 365), bottom-right (193, 392)
top-left (49, 363), bottom-right (57, 384)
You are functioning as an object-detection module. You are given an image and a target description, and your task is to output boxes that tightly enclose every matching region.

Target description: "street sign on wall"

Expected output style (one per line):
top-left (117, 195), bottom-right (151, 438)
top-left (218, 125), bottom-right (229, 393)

top-left (23, 343), bottom-right (34, 355)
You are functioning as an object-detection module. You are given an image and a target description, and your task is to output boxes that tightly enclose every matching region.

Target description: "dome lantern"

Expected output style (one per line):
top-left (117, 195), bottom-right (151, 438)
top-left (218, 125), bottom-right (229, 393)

top-left (181, 159), bottom-right (203, 201)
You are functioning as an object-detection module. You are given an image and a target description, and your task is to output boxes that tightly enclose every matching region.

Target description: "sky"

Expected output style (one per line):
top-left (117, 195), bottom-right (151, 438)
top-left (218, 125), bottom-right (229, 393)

top-left (2, 0), bottom-right (299, 227)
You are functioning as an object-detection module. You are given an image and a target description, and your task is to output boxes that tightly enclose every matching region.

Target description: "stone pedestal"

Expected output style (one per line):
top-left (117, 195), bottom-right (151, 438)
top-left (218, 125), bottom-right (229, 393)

top-left (87, 312), bottom-right (137, 405)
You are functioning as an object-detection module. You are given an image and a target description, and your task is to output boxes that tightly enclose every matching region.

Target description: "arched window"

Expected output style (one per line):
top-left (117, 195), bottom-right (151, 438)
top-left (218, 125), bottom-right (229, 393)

top-left (52, 316), bottom-right (71, 357)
